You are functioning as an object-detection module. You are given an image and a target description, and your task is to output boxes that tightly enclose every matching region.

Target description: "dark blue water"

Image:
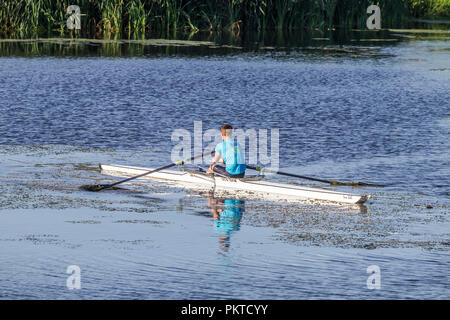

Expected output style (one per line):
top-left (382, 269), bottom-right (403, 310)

top-left (0, 35), bottom-right (449, 299)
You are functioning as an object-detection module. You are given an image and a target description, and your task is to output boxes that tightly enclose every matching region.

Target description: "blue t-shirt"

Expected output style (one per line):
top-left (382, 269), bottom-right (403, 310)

top-left (215, 138), bottom-right (246, 175)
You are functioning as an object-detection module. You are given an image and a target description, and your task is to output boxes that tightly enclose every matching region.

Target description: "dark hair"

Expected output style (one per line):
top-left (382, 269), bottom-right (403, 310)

top-left (221, 124), bottom-right (232, 136)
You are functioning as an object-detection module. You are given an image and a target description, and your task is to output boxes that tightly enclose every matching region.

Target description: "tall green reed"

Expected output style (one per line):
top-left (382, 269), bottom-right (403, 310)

top-left (0, 0), bottom-right (430, 38)
top-left (99, 0), bottom-right (124, 33)
top-left (127, 0), bottom-right (147, 34)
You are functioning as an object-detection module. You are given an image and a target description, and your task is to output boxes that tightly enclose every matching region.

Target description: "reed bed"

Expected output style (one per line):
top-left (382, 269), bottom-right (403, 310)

top-left (409, 0), bottom-right (450, 18)
top-left (0, 0), bottom-right (447, 37)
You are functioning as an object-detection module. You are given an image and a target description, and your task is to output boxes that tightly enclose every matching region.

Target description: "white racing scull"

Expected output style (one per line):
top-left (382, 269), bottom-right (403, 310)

top-left (99, 164), bottom-right (371, 205)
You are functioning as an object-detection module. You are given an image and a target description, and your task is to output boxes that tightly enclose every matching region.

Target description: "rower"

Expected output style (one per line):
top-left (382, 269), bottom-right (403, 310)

top-left (207, 124), bottom-right (246, 178)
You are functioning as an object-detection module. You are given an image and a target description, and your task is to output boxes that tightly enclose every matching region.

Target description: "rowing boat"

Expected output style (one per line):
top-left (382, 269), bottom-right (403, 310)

top-left (100, 164), bottom-right (371, 204)
top-left (99, 164), bottom-right (371, 205)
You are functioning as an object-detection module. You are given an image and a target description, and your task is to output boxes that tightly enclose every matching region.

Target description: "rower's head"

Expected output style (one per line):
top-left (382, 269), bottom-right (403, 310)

top-left (221, 124), bottom-right (232, 140)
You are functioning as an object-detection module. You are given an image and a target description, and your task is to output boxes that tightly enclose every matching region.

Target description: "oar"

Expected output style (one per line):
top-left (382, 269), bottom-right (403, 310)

top-left (80, 151), bottom-right (214, 192)
top-left (247, 165), bottom-right (383, 187)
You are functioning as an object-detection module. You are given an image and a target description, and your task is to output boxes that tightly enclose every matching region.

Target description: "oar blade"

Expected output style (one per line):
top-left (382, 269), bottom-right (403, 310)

top-left (79, 184), bottom-right (105, 192)
top-left (330, 181), bottom-right (384, 187)
top-left (79, 184), bottom-right (127, 192)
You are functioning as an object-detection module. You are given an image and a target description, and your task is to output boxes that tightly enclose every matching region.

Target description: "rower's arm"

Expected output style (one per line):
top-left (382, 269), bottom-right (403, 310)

top-left (212, 152), bottom-right (223, 163)
top-left (207, 152), bottom-right (223, 174)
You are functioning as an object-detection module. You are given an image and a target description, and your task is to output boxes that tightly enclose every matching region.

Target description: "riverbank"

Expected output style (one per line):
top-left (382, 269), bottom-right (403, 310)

top-left (0, 27), bottom-right (448, 58)
top-left (1, 0), bottom-right (448, 38)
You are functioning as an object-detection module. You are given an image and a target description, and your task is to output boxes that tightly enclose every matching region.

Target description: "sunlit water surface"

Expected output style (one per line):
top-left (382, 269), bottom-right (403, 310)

top-left (0, 32), bottom-right (449, 299)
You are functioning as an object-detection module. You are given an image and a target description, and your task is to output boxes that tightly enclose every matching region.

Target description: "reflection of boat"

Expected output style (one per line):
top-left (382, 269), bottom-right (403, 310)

top-left (100, 164), bottom-right (371, 205)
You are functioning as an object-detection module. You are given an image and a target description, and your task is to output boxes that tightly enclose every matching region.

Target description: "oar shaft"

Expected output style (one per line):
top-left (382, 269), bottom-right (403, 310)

top-left (247, 165), bottom-right (382, 187)
top-left (97, 151), bottom-right (213, 191)
top-left (247, 165), bottom-right (332, 184)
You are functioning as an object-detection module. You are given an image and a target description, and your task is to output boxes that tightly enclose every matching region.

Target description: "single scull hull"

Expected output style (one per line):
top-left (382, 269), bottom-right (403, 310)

top-left (99, 164), bottom-right (371, 205)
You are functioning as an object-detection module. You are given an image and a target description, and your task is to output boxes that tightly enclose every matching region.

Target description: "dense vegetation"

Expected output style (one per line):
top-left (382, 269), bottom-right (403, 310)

top-left (0, 0), bottom-right (448, 37)
top-left (408, 0), bottom-right (450, 18)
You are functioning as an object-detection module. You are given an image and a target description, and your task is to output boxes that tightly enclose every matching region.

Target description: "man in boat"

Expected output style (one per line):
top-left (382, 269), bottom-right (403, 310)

top-left (207, 124), bottom-right (246, 178)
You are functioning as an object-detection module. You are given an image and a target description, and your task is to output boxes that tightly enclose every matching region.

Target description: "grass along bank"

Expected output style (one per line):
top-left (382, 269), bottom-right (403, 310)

top-left (0, 0), bottom-right (409, 37)
top-left (0, 0), bottom-right (448, 38)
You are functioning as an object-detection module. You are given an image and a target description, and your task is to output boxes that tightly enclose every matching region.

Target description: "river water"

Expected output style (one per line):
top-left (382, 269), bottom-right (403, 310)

top-left (0, 29), bottom-right (449, 299)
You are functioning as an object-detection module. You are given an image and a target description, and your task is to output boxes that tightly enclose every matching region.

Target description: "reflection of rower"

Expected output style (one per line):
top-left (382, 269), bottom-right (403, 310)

top-left (208, 197), bottom-right (245, 252)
